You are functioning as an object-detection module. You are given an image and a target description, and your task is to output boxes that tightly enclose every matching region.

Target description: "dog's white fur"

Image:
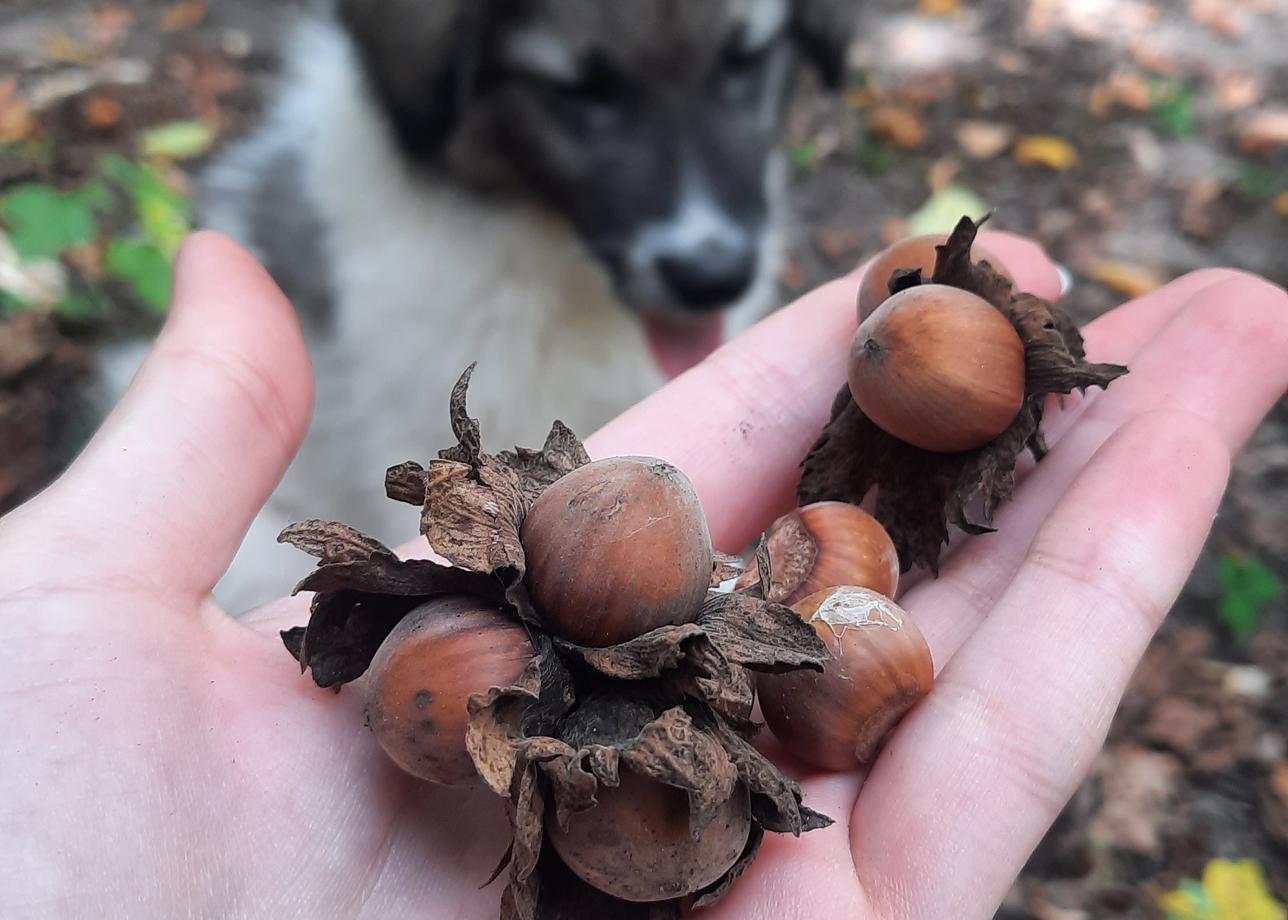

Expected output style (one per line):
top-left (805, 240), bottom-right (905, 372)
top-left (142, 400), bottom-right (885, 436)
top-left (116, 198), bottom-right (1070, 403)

top-left (168, 14), bottom-right (785, 611)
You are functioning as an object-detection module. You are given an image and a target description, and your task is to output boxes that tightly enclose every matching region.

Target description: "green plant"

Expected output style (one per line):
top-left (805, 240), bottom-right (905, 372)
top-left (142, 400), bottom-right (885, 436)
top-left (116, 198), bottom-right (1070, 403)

top-left (1149, 79), bottom-right (1196, 139)
top-left (1216, 553), bottom-right (1284, 641)
top-left (856, 132), bottom-right (896, 176)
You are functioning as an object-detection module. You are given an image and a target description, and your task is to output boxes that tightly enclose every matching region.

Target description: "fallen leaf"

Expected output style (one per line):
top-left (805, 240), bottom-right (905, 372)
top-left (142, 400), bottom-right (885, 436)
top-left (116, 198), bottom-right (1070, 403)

top-left (778, 256), bottom-right (804, 292)
top-left (1087, 260), bottom-right (1165, 298)
top-left (907, 184), bottom-right (989, 236)
top-left (917, 0), bottom-right (962, 16)
top-left (1014, 135), bottom-right (1078, 170)
top-left (1088, 744), bottom-right (1181, 855)
top-left (1180, 179), bottom-right (1226, 239)
top-left (866, 106), bottom-right (926, 150)
top-left (160, 1), bottom-right (209, 32)
top-left (1212, 71), bottom-right (1263, 112)
top-left (1158, 859), bottom-right (1286, 920)
top-left (1142, 696), bottom-right (1220, 757)
top-left (926, 157), bottom-right (960, 192)
top-left (1188, 0), bottom-right (1245, 38)
top-left (45, 32), bottom-right (93, 66)
top-left (0, 79), bottom-right (36, 144)
top-left (139, 120), bottom-right (217, 161)
top-left (81, 95), bottom-right (123, 131)
top-left (955, 120), bottom-right (1014, 159)
top-left (1088, 70), bottom-right (1153, 117)
top-left (1275, 192), bottom-right (1288, 218)
top-left (87, 5), bottom-right (135, 53)
top-left (1237, 108), bottom-right (1288, 155)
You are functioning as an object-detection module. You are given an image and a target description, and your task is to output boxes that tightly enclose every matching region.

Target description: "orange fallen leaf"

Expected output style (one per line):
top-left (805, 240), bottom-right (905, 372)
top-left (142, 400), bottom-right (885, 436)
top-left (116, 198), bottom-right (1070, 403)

top-left (0, 78), bottom-right (37, 144)
top-left (87, 4), bottom-right (135, 53)
top-left (917, 0), bottom-right (962, 16)
top-left (1088, 260), bottom-right (1165, 299)
top-left (955, 120), bottom-right (1013, 159)
top-left (866, 105), bottom-right (926, 150)
top-left (1237, 108), bottom-right (1288, 155)
top-left (1212, 70), bottom-right (1263, 112)
top-left (926, 157), bottom-right (960, 192)
top-left (1274, 192), bottom-right (1288, 219)
top-left (1088, 70), bottom-right (1152, 118)
top-left (81, 95), bottom-right (123, 131)
top-left (1014, 135), bottom-right (1078, 170)
top-left (160, 1), bottom-right (208, 33)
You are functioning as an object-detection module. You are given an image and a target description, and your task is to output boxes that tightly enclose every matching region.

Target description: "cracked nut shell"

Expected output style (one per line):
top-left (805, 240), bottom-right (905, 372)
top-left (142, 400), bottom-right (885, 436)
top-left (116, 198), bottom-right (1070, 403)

top-left (757, 586), bottom-right (933, 770)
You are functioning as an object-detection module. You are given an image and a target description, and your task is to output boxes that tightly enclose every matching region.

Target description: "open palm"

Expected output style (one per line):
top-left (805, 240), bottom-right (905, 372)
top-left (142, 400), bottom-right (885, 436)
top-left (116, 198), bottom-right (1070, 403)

top-left (3, 233), bottom-right (1285, 919)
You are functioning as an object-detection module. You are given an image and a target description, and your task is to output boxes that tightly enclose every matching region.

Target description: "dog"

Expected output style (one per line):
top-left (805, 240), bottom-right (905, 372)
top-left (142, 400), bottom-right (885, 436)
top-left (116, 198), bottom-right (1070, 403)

top-left (176, 0), bottom-right (855, 610)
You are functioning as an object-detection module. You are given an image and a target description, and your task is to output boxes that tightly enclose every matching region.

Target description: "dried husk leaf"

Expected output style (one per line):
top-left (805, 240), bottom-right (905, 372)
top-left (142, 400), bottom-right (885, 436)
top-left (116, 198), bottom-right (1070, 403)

top-left (698, 592), bottom-right (830, 674)
top-left (495, 420), bottom-right (591, 506)
top-left (799, 214), bottom-right (1129, 571)
top-left (282, 589), bottom-right (423, 688)
top-left (711, 552), bottom-right (745, 586)
top-left (705, 717), bottom-right (833, 835)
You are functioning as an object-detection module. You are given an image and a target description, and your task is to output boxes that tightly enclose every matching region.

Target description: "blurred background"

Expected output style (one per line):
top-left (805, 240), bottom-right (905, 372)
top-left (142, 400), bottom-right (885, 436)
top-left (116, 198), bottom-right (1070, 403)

top-left (0, 0), bottom-right (1284, 915)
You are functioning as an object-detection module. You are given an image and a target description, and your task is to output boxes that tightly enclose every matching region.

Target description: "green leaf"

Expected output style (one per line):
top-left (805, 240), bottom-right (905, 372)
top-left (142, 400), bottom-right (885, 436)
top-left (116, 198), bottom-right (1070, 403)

top-left (791, 143), bottom-right (817, 174)
top-left (0, 183), bottom-right (102, 262)
top-left (99, 155), bottom-right (191, 258)
top-left (139, 120), bottom-right (217, 161)
top-left (105, 239), bottom-right (173, 312)
top-left (856, 133), bottom-right (896, 177)
top-left (908, 184), bottom-right (990, 236)
top-left (53, 290), bottom-right (106, 322)
top-left (1216, 553), bottom-right (1284, 641)
top-left (1237, 164), bottom-right (1281, 200)
top-left (1150, 79), bottom-right (1197, 139)
top-left (0, 291), bottom-right (28, 317)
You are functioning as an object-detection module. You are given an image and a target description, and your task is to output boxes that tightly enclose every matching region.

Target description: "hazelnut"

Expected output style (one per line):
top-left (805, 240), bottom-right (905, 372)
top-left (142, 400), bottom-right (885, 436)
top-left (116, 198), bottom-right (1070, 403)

top-left (547, 768), bottom-right (751, 902)
top-left (758, 586), bottom-right (933, 770)
top-left (848, 284), bottom-right (1026, 453)
top-left (521, 456), bottom-right (713, 647)
top-left (857, 233), bottom-right (1012, 321)
top-left (365, 597), bottom-right (532, 785)
top-left (735, 501), bottom-right (899, 603)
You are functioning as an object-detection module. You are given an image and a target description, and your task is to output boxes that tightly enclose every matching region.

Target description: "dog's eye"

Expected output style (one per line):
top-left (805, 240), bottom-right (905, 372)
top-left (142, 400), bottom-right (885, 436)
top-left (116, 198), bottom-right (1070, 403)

top-left (535, 57), bottom-right (632, 129)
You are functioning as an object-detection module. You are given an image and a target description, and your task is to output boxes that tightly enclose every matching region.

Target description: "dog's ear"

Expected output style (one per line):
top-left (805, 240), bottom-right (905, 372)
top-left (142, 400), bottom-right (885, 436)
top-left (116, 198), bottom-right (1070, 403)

top-left (790, 0), bottom-right (857, 88)
top-left (337, 0), bottom-right (489, 160)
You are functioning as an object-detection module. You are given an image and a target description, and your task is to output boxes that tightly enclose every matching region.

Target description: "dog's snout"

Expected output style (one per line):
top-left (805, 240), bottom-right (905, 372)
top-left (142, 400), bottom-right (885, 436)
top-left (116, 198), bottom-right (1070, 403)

top-left (656, 237), bottom-right (756, 310)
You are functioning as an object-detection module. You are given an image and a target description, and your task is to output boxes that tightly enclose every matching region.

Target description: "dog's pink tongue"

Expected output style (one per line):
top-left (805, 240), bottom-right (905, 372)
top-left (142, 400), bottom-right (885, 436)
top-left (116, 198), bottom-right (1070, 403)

top-left (643, 313), bottom-right (725, 380)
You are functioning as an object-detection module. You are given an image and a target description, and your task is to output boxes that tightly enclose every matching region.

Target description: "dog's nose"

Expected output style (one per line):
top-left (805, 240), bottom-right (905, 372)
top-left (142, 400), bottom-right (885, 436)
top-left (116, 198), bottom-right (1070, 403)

top-left (657, 240), bottom-right (756, 310)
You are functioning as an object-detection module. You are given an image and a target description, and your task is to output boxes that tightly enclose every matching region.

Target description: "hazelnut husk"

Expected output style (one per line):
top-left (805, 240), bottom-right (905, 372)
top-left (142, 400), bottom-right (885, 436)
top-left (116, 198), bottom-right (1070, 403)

top-left (800, 214), bottom-right (1129, 572)
top-left (758, 585), bottom-right (934, 769)
top-left (849, 284), bottom-right (1026, 453)
top-left (279, 366), bottom-right (834, 920)
top-left (365, 596), bottom-right (533, 785)
top-left (521, 456), bottom-right (712, 647)
top-left (856, 233), bottom-right (1011, 321)
top-left (734, 501), bottom-right (899, 604)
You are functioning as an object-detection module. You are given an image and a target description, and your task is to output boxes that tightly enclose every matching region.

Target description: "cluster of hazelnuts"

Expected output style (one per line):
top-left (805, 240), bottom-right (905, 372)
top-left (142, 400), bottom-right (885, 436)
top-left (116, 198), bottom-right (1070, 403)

top-left (283, 220), bottom-right (1125, 918)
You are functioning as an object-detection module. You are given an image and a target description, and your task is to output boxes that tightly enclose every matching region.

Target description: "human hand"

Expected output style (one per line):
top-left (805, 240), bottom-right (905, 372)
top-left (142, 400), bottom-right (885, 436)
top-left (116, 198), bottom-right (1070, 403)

top-left (2, 231), bottom-right (1284, 918)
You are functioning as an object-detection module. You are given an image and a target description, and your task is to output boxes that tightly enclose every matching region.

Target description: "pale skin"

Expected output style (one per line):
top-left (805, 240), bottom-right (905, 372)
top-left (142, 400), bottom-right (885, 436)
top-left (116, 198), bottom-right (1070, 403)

top-left (1, 232), bottom-right (1286, 919)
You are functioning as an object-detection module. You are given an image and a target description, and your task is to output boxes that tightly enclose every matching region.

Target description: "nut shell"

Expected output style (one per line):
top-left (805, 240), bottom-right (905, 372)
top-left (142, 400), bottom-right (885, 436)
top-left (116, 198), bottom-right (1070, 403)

top-left (521, 456), bottom-right (713, 647)
top-left (848, 284), bottom-right (1026, 453)
top-left (547, 768), bottom-right (751, 902)
top-left (365, 597), bottom-right (532, 785)
top-left (735, 501), bottom-right (899, 604)
top-left (857, 234), bottom-right (1011, 322)
top-left (758, 586), bottom-right (933, 770)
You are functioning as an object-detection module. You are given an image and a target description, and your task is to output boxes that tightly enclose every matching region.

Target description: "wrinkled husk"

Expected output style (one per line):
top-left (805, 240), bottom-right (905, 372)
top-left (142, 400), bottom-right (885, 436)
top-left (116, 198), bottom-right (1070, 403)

top-left (280, 366), bottom-right (833, 918)
top-left (798, 215), bottom-right (1129, 572)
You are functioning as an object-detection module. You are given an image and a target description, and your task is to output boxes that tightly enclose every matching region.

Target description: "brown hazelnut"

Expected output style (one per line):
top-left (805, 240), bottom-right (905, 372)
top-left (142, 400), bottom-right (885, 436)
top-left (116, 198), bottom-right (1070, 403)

top-left (521, 456), bottom-right (713, 647)
top-left (758, 585), bottom-right (933, 770)
top-left (547, 768), bottom-right (751, 902)
top-left (734, 501), bottom-right (899, 603)
top-left (848, 284), bottom-right (1026, 453)
top-left (365, 597), bottom-right (532, 785)
top-left (857, 233), bottom-right (1012, 322)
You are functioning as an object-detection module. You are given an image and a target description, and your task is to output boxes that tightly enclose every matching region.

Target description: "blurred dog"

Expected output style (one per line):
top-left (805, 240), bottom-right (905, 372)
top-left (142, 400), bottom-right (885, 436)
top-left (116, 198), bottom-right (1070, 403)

top-left (187, 0), bottom-right (854, 609)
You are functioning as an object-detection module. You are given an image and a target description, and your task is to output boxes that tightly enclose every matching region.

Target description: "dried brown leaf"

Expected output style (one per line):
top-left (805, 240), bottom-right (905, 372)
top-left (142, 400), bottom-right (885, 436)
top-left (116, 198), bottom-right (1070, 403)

top-left (496, 420), bottom-right (590, 506)
top-left (384, 461), bottom-right (427, 505)
top-left (691, 825), bottom-right (765, 908)
top-left (706, 718), bottom-right (832, 835)
top-left (699, 592), bottom-right (829, 674)
top-left (711, 552), bottom-right (744, 586)
top-left (282, 590), bottom-right (423, 688)
top-left (555, 624), bottom-right (708, 681)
